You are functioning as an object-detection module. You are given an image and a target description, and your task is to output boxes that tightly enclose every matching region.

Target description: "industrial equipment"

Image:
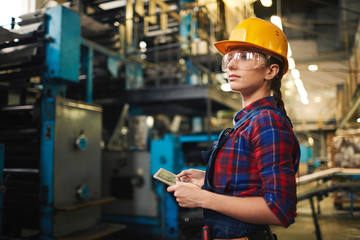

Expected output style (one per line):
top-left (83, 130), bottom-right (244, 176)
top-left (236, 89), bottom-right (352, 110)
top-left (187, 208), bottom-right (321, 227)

top-left (0, 5), bottom-right (123, 239)
top-left (0, 1), bottom-right (235, 239)
top-left (101, 132), bottom-right (219, 239)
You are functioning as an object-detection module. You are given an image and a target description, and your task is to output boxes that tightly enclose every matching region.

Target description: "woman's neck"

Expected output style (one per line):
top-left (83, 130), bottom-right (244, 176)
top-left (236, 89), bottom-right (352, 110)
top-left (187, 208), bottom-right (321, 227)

top-left (241, 92), bottom-right (270, 107)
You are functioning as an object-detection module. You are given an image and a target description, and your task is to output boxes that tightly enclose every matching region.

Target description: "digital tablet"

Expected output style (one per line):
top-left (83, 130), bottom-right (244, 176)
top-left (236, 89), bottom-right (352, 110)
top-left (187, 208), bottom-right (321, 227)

top-left (153, 168), bottom-right (178, 186)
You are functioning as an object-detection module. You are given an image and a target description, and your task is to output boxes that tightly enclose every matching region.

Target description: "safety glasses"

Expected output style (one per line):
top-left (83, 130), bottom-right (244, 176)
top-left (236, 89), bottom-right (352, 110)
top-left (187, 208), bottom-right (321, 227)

top-left (222, 51), bottom-right (267, 72)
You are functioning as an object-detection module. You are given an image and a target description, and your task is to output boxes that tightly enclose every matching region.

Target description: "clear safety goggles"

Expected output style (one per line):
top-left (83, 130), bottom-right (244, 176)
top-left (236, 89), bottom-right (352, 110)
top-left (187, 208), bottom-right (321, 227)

top-left (222, 51), bottom-right (268, 72)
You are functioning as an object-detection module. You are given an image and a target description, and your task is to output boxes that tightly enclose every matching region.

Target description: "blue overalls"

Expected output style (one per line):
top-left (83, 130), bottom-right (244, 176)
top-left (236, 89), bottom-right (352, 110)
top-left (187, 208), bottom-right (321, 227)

top-left (201, 105), bottom-right (290, 239)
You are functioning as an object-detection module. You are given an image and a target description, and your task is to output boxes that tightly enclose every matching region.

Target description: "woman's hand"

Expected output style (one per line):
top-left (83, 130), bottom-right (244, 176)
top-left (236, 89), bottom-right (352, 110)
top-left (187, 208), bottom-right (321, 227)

top-left (177, 169), bottom-right (205, 187)
top-left (167, 181), bottom-right (207, 208)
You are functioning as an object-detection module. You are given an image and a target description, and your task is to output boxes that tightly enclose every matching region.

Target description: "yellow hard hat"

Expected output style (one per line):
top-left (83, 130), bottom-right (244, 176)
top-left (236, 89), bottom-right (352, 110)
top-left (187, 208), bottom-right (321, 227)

top-left (214, 17), bottom-right (289, 74)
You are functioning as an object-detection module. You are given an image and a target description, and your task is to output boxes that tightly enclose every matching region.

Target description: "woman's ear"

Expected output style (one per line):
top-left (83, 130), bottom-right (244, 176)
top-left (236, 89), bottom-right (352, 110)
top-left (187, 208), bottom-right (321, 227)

top-left (264, 64), bottom-right (280, 81)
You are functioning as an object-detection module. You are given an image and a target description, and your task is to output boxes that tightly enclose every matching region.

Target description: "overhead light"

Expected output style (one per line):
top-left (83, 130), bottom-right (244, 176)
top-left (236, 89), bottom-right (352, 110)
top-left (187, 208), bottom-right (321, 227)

top-left (300, 96), bottom-right (309, 105)
top-left (294, 78), bottom-right (304, 88)
top-left (308, 136), bottom-right (314, 146)
top-left (291, 69), bottom-right (309, 105)
top-left (260, 0), bottom-right (272, 7)
top-left (146, 116), bottom-right (154, 127)
top-left (308, 64), bottom-right (318, 72)
top-left (98, 0), bottom-right (126, 10)
top-left (288, 57), bottom-right (295, 70)
top-left (139, 41), bottom-right (147, 48)
top-left (291, 69), bottom-right (300, 79)
top-left (139, 41), bottom-right (147, 52)
top-left (287, 43), bottom-right (292, 58)
top-left (270, 15), bottom-right (283, 30)
top-left (357, 117), bottom-right (360, 123)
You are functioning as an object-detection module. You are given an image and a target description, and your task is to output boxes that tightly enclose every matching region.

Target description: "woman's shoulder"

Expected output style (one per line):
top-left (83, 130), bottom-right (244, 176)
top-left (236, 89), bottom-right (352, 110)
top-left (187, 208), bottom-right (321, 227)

top-left (250, 107), bottom-right (292, 129)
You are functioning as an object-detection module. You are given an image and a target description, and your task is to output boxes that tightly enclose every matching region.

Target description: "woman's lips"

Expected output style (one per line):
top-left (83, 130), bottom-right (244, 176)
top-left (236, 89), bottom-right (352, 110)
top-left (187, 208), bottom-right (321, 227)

top-left (228, 74), bottom-right (240, 81)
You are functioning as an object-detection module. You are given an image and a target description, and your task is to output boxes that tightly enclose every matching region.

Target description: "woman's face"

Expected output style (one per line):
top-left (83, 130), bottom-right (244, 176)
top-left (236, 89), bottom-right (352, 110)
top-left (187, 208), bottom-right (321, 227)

top-left (224, 50), bottom-right (271, 96)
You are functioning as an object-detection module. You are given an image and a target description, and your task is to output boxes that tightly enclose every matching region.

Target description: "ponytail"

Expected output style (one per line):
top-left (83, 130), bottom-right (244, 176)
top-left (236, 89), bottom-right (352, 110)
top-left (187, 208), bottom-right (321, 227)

top-left (266, 56), bottom-right (287, 115)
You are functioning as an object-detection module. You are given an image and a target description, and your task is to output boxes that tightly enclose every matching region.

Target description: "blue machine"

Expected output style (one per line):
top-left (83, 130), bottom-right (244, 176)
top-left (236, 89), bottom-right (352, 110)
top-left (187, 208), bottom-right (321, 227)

top-left (38, 6), bottom-right (126, 240)
top-left (150, 133), bottom-right (218, 239)
top-left (101, 132), bottom-right (218, 239)
top-left (0, 5), bottom-right (125, 239)
top-left (41, 6), bottom-right (81, 99)
top-left (0, 1), bottom-right (228, 239)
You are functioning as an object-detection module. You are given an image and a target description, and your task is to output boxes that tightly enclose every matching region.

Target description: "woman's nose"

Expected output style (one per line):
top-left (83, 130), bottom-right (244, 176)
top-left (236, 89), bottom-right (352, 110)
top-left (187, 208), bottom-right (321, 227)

top-left (227, 58), bottom-right (237, 70)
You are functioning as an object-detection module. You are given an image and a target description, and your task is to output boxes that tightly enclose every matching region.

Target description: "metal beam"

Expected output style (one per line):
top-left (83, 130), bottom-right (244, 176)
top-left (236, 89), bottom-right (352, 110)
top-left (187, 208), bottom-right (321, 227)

top-left (339, 93), bottom-right (360, 128)
top-left (152, 0), bottom-right (181, 22)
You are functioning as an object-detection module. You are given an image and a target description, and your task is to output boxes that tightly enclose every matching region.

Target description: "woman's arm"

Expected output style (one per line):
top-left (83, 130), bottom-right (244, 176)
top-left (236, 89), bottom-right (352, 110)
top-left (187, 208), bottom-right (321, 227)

top-left (201, 190), bottom-right (282, 225)
top-left (167, 182), bottom-right (282, 226)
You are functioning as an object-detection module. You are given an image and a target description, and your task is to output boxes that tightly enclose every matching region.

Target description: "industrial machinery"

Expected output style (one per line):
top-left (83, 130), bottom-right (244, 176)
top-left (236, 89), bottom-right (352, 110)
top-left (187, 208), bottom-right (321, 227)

top-left (102, 132), bottom-right (219, 240)
top-left (0, 5), bottom-right (124, 239)
top-left (150, 133), bottom-right (218, 239)
top-left (0, 1), bottom-right (238, 239)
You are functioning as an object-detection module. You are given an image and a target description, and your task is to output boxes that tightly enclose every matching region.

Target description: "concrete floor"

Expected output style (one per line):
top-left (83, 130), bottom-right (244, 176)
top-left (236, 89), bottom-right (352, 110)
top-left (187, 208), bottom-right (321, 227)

top-left (103, 194), bottom-right (360, 240)
top-left (272, 194), bottom-right (360, 240)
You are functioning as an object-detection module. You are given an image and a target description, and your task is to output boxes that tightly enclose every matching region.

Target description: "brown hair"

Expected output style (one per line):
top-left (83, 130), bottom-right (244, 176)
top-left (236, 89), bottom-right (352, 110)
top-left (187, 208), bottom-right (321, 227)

top-left (265, 56), bottom-right (287, 115)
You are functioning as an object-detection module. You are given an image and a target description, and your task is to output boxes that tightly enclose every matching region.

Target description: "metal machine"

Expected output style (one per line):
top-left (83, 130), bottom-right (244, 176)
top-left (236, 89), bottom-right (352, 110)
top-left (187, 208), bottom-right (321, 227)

top-left (101, 131), bottom-right (219, 240)
top-left (0, 5), bottom-right (123, 239)
top-left (150, 133), bottom-right (218, 239)
top-left (0, 1), bottom-right (234, 239)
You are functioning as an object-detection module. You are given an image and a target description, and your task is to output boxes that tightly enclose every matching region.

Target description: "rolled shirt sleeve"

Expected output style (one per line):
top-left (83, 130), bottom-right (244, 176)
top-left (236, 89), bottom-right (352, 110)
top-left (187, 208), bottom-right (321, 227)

top-left (213, 98), bottom-right (301, 227)
top-left (251, 110), bottom-right (300, 227)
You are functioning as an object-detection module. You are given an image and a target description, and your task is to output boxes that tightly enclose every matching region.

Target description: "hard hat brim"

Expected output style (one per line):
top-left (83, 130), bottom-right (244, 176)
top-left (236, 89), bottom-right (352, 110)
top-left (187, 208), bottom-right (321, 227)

top-left (214, 40), bottom-right (288, 74)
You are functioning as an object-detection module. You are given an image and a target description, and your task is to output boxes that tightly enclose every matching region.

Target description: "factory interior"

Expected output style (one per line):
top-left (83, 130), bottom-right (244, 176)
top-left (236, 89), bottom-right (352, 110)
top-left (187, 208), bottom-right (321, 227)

top-left (0, 0), bottom-right (360, 239)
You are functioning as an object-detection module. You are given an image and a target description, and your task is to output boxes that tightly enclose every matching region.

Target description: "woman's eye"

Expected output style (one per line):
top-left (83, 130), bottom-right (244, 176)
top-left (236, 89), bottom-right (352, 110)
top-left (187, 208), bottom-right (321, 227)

top-left (240, 55), bottom-right (247, 60)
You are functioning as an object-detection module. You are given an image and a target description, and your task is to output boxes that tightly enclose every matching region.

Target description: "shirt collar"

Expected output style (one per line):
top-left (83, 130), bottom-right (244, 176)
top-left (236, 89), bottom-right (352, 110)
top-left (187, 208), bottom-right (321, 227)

top-left (233, 96), bottom-right (277, 124)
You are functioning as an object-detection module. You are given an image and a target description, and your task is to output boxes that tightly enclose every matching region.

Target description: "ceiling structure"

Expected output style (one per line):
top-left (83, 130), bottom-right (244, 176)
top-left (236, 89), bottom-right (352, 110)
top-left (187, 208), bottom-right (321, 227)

top-left (253, 0), bottom-right (360, 131)
top-left (42, 0), bottom-right (360, 132)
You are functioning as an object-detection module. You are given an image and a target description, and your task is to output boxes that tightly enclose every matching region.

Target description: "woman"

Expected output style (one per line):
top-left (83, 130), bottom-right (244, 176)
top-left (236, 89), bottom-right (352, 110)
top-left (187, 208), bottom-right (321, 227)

top-left (167, 18), bottom-right (300, 240)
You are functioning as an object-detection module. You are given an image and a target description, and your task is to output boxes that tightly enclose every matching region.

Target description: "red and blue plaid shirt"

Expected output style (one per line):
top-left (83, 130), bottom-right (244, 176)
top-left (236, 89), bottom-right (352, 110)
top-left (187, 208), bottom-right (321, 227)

top-left (213, 96), bottom-right (300, 227)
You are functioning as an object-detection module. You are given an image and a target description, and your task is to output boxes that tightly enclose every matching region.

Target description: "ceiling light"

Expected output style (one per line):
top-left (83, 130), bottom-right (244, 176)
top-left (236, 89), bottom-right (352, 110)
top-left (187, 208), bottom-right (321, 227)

top-left (300, 97), bottom-right (309, 105)
top-left (98, 0), bottom-right (126, 10)
top-left (294, 78), bottom-right (304, 88)
top-left (270, 15), bottom-right (283, 30)
top-left (146, 116), bottom-right (154, 127)
top-left (308, 64), bottom-right (318, 72)
top-left (291, 69), bottom-right (309, 105)
top-left (287, 44), bottom-right (292, 58)
top-left (357, 117), bottom-right (360, 123)
top-left (291, 69), bottom-right (300, 79)
top-left (308, 136), bottom-right (314, 146)
top-left (288, 57), bottom-right (295, 70)
top-left (260, 0), bottom-right (272, 7)
top-left (139, 41), bottom-right (147, 49)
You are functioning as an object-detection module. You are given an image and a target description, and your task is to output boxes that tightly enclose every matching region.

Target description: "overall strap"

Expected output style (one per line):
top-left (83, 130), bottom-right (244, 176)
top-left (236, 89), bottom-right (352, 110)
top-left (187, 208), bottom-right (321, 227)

top-left (203, 105), bottom-right (284, 195)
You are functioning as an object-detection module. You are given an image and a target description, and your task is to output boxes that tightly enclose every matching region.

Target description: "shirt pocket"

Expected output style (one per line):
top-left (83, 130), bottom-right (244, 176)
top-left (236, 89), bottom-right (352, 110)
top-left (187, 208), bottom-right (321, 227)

top-left (232, 136), bottom-right (252, 168)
